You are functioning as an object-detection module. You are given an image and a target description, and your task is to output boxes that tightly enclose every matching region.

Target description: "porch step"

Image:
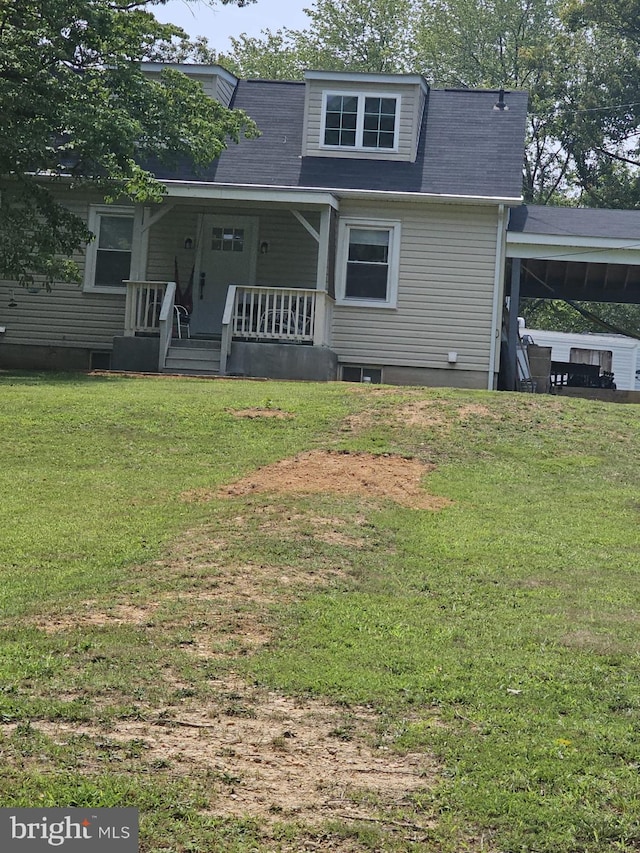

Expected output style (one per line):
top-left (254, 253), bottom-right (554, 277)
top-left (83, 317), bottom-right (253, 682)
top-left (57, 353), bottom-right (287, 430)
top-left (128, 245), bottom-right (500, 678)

top-left (163, 342), bottom-right (221, 376)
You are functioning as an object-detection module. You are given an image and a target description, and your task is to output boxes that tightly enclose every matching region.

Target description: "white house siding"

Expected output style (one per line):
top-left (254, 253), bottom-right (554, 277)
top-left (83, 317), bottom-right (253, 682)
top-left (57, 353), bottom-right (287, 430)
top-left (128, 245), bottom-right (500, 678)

top-left (0, 195), bottom-right (126, 353)
top-left (0, 282), bottom-right (126, 349)
top-left (0, 199), bottom-right (320, 365)
top-left (331, 201), bottom-right (500, 378)
top-left (523, 328), bottom-right (640, 391)
top-left (303, 80), bottom-right (423, 162)
top-left (146, 205), bottom-right (320, 292)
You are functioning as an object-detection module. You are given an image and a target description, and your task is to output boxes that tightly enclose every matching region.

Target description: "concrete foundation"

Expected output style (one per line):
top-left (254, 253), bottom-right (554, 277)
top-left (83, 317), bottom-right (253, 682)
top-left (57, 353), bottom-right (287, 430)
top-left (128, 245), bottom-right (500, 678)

top-left (0, 343), bottom-right (95, 371)
top-left (112, 336), bottom-right (160, 373)
top-left (227, 342), bottom-right (338, 381)
top-left (381, 364), bottom-right (489, 389)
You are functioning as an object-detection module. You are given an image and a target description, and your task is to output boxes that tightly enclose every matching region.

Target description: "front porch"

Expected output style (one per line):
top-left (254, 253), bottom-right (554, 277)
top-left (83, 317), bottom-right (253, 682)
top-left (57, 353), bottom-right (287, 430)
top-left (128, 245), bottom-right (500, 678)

top-left (116, 280), bottom-right (336, 379)
top-left (111, 192), bottom-right (340, 377)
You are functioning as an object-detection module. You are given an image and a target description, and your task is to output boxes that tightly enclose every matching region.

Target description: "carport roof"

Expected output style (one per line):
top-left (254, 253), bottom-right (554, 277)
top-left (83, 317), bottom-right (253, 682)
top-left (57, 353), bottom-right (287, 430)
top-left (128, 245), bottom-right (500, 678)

top-left (508, 205), bottom-right (640, 241)
top-left (507, 205), bottom-right (640, 304)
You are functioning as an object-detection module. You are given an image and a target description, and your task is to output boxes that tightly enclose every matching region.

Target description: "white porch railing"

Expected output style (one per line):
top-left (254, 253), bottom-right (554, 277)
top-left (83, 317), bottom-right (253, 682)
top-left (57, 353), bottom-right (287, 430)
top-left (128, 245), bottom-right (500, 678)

top-left (158, 281), bottom-right (177, 372)
top-left (123, 280), bottom-right (177, 372)
top-left (220, 286), bottom-right (334, 375)
top-left (124, 281), bottom-right (168, 336)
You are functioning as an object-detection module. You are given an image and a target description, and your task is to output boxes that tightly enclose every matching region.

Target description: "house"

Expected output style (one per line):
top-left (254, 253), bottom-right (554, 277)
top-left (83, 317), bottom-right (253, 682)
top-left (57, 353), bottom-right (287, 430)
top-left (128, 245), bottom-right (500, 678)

top-left (0, 63), bottom-right (553, 387)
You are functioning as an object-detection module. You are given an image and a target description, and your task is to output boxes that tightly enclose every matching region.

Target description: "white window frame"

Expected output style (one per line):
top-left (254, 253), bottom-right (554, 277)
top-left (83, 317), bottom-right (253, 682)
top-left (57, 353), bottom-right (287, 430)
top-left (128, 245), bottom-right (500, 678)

top-left (320, 91), bottom-right (401, 153)
top-left (83, 205), bottom-right (143, 294)
top-left (336, 218), bottom-right (401, 309)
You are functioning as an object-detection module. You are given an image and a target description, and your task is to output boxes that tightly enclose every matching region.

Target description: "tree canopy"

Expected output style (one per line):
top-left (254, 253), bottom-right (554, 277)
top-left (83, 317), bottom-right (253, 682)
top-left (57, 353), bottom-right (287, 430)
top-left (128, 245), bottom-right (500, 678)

top-left (0, 0), bottom-right (257, 286)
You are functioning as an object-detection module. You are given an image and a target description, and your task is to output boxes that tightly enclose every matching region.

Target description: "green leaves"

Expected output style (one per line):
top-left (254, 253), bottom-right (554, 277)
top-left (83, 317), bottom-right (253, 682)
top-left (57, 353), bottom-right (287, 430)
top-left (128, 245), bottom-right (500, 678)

top-left (0, 0), bottom-right (257, 286)
top-left (221, 0), bottom-right (416, 78)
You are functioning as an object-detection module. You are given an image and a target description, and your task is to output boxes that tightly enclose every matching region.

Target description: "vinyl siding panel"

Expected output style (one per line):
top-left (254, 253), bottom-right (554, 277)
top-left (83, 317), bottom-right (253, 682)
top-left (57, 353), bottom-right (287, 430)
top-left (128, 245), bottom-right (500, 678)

top-left (144, 69), bottom-right (236, 107)
top-left (0, 283), bottom-right (126, 348)
top-left (304, 80), bottom-right (423, 162)
top-left (1, 200), bottom-right (320, 355)
top-left (0, 195), bottom-right (127, 349)
top-left (332, 202), bottom-right (500, 372)
top-left (216, 75), bottom-right (236, 108)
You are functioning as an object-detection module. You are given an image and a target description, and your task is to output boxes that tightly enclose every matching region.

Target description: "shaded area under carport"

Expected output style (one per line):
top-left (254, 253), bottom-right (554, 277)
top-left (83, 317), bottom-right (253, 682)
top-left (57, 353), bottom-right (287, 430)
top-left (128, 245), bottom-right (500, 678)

top-left (503, 205), bottom-right (640, 390)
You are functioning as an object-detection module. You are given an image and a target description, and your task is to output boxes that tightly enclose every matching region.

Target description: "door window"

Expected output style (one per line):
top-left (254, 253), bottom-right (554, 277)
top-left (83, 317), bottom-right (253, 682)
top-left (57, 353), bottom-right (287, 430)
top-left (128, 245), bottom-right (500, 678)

top-left (211, 227), bottom-right (245, 252)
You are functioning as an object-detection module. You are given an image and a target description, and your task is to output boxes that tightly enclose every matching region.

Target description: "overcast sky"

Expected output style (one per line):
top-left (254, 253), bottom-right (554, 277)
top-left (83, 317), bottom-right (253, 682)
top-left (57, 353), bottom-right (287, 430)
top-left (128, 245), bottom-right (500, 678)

top-left (154, 0), bottom-right (312, 52)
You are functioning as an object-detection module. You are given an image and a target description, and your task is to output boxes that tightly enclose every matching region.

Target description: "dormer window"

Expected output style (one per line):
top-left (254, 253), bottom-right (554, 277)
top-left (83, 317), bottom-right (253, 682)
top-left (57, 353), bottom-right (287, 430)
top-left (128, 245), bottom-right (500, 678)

top-left (322, 92), bottom-right (399, 151)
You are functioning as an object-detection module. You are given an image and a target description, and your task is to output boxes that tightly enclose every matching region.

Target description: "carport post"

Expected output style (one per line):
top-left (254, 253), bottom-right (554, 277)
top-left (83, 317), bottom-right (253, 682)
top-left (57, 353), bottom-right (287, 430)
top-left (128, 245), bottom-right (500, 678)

top-left (506, 257), bottom-right (522, 391)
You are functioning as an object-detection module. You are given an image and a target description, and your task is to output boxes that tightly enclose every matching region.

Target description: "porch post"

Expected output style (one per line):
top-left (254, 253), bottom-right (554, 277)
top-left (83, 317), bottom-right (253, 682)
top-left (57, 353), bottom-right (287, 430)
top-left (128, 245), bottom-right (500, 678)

top-left (506, 257), bottom-right (522, 391)
top-left (313, 209), bottom-right (332, 347)
top-left (316, 208), bottom-right (331, 293)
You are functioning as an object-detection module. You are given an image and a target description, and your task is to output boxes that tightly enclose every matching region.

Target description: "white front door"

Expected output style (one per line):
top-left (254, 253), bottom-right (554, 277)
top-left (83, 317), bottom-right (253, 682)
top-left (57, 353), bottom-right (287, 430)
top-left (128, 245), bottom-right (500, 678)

top-left (191, 215), bottom-right (258, 335)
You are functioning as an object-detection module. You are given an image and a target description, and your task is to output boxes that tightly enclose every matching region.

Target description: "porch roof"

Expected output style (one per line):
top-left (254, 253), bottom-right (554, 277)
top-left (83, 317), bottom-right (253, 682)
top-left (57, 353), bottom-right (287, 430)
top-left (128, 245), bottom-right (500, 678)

top-left (149, 80), bottom-right (528, 203)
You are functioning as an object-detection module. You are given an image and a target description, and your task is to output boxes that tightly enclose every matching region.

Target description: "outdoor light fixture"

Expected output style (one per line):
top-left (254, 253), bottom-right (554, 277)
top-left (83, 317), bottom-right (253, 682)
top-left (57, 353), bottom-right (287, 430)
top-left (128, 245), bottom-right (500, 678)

top-left (8, 290), bottom-right (17, 308)
top-left (260, 241), bottom-right (270, 255)
top-left (184, 237), bottom-right (194, 250)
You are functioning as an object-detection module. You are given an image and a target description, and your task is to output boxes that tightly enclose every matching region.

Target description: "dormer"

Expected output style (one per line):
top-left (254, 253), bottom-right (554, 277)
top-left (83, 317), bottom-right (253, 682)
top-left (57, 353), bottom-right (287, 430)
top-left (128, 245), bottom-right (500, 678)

top-left (302, 70), bottom-right (429, 163)
top-left (140, 63), bottom-right (238, 108)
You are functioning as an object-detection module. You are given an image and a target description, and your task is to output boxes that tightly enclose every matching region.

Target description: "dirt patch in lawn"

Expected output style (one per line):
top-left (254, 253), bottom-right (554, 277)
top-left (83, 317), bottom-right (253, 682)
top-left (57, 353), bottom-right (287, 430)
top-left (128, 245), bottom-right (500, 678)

top-left (218, 450), bottom-right (451, 511)
top-left (21, 448), bottom-right (448, 838)
top-left (342, 399), bottom-right (502, 434)
top-left (33, 602), bottom-right (158, 634)
top-left (22, 677), bottom-right (438, 825)
top-left (229, 407), bottom-right (294, 419)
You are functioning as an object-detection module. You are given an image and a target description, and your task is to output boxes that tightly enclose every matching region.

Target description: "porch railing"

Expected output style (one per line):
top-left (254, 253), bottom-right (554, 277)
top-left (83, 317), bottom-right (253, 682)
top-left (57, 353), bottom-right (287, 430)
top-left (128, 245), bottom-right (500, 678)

top-left (220, 285), bottom-right (334, 375)
top-left (123, 281), bottom-right (168, 336)
top-left (158, 281), bottom-right (177, 372)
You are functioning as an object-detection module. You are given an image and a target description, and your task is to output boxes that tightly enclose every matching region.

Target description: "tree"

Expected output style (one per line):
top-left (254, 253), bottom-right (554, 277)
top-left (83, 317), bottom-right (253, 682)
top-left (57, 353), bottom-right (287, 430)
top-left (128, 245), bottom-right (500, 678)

top-left (220, 0), bottom-right (416, 78)
top-left (521, 297), bottom-right (640, 337)
top-left (0, 0), bottom-right (257, 287)
top-left (558, 0), bottom-right (640, 209)
top-left (222, 0), bottom-right (640, 211)
top-left (413, 0), bottom-right (585, 203)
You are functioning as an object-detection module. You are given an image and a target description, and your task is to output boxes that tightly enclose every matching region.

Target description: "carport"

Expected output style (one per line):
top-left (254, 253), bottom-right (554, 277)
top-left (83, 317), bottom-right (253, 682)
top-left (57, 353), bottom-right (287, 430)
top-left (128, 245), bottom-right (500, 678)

top-left (503, 205), bottom-right (640, 390)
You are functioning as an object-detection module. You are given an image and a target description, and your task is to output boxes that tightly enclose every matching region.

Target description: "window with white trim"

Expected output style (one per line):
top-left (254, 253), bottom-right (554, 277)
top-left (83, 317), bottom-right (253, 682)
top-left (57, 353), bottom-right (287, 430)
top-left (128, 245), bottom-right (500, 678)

top-left (84, 206), bottom-right (140, 292)
top-left (322, 92), bottom-right (399, 151)
top-left (337, 219), bottom-right (401, 307)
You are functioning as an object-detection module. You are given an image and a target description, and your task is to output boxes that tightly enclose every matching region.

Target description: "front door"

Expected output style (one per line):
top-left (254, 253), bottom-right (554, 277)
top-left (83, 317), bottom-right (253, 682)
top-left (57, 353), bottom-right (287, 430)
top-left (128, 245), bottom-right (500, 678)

top-left (191, 214), bottom-right (258, 335)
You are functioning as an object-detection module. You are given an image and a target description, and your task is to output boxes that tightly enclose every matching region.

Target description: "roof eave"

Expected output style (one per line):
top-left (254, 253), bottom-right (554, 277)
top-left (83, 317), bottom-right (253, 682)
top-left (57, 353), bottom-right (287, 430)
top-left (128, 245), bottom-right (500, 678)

top-left (163, 179), bottom-right (522, 207)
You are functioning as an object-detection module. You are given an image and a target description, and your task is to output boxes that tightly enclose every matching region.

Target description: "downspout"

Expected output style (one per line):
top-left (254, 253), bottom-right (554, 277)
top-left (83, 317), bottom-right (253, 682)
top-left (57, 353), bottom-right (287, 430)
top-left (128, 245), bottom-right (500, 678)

top-left (487, 203), bottom-right (507, 390)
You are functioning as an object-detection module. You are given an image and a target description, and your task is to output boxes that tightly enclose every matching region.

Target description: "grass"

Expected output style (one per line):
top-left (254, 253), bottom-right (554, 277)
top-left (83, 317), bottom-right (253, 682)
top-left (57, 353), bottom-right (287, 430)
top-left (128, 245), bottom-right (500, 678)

top-left (1, 371), bottom-right (639, 851)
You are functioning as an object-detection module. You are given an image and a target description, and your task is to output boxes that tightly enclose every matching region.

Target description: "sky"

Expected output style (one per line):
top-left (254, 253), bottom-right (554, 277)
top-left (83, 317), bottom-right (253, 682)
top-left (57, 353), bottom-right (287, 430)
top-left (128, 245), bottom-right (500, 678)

top-left (154, 0), bottom-right (312, 53)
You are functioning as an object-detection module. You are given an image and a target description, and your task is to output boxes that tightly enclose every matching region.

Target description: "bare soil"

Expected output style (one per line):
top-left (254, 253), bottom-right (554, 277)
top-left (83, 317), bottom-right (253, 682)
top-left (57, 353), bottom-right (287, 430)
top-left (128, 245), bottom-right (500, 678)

top-left (18, 449), bottom-right (452, 839)
top-left (229, 407), bottom-right (294, 419)
top-left (218, 450), bottom-right (452, 511)
top-left (27, 686), bottom-right (437, 825)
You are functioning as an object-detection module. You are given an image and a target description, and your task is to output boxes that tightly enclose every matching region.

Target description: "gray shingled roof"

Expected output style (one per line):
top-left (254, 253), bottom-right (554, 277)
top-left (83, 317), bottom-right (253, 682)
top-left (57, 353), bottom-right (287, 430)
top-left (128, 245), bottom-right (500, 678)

top-left (509, 205), bottom-right (640, 240)
top-left (152, 79), bottom-right (528, 200)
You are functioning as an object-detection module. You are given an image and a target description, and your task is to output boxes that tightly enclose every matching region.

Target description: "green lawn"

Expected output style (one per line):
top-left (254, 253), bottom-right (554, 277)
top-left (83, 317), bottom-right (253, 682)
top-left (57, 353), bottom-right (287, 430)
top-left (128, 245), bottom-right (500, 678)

top-left (0, 371), bottom-right (639, 852)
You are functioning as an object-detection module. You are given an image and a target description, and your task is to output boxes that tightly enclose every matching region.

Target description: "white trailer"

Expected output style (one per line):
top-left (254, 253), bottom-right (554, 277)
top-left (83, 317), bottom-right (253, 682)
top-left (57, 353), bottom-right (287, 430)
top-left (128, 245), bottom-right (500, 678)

top-left (521, 327), bottom-right (640, 391)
